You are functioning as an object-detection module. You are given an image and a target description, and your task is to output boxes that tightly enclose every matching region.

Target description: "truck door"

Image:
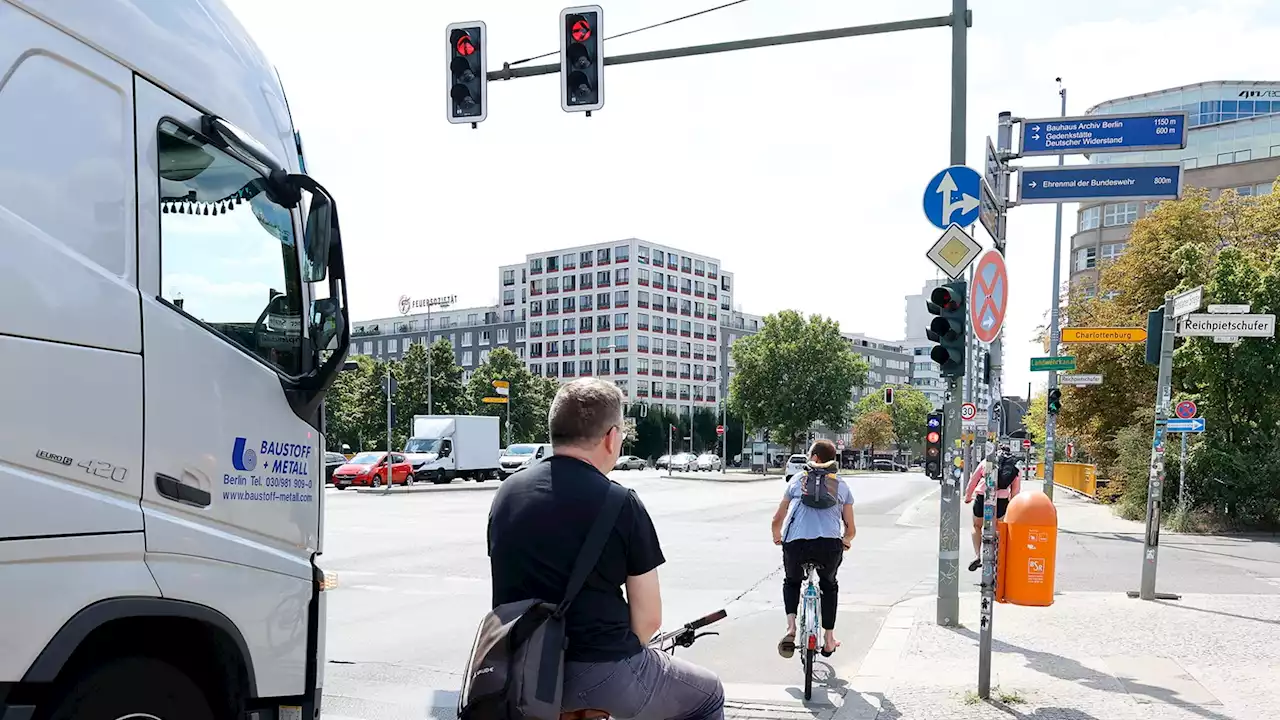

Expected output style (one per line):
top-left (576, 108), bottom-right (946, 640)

top-left (133, 77), bottom-right (318, 697)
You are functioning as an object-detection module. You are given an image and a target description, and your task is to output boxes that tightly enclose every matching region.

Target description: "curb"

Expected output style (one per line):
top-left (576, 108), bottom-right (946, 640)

top-left (666, 473), bottom-right (783, 483)
top-left (349, 482), bottom-right (498, 494)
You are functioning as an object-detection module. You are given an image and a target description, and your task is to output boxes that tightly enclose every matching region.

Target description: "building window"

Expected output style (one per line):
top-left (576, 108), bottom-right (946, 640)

top-left (615, 290), bottom-right (629, 306)
top-left (503, 289), bottom-right (515, 306)
top-left (479, 349), bottom-right (490, 364)
top-left (480, 330), bottom-right (491, 345)
top-left (580, 317), bottom-right (593, 332)
top-left (614, 357), bottom-right (629, 374)
top-left (637, 246), bottom-right (649, 264)
top-left (516, 326), bottom-right (526, 340)
top-left (563, 275), bottom-right (576, 292)
top-left (547, 276), bottom-right (559, 292)
top-left (1103, 201), bottom-right (1138, 227)
top-left (1101, 243), bottom-right (1125, 262)
top-left (563, 253), bottom-right (576, 270)
top-left (503, 269), bottom-right (515, 286)
top-left (463, 331), bottom-right (473, 346)
top-left (580, 294), bottom-right (592, 311)
top-left (615, 312), bottom-right (629, 329)
top-left (462, 351), bottom-right (473, 365)
top-left (597, 315), bottom-right (611, 332)
top-left (637, 336), bottom-right (649, 352)
top-left (547, 298), bottom-right (560, 314)
top-left (563, 296), bottom-right (576, 312)
top-left (598, 247), bottom-right (611, 264)
top-left (614, 334), bottom-right (630, 351)
top-left (580, 251), bottom-right (593, 267)
top-left (615, 267), bottom-right (629, 283)
top-left (1079, 206), bottom-right (1101, 231)
top-left (1076, 247), bottom-right (1097, 271)
top-left (597, 292), bottom-right (611, 309)
top-left (615, 244), bottom-right (630, 262)
top-left (530, 258), bottom-right (543, 273)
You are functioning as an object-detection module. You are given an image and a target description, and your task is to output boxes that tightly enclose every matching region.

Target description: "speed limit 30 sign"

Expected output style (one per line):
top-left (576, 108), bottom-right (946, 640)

top-left (960, 402), bottom-right (977, 421)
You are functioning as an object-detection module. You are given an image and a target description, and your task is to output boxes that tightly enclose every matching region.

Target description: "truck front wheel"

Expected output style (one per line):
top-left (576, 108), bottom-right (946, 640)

top-left (431, 469), bottom-right (450, 485)
top-left (46, 656), bottom-right (216, 720)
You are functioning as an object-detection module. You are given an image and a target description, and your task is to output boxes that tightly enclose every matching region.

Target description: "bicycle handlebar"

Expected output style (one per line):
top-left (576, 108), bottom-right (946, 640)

top-left (648, 609), bottom-right (727, 652)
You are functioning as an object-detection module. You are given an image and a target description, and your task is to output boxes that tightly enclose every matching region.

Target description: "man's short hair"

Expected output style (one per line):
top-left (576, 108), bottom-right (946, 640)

top-left (548, 378), bottom-right (625, 448)
top-left (809, 439), bottom-right (837, 464)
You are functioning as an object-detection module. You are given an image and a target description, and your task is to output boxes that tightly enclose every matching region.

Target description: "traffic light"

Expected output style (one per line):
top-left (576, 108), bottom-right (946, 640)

top-left (1144, 306), bottom-right (1163, 365)
top-left (925, 281), bottom-right (967, 377)
top-left (924, 412), bottom-right (944, 479)
top-left (560, 5), bottom-right (604, 114)
top-left (884, 386), bottom-right (894, 405)
top-left (447, 21), bottom-right (487, 125)
top-left (1047, 388), bottom-right (1062, 415)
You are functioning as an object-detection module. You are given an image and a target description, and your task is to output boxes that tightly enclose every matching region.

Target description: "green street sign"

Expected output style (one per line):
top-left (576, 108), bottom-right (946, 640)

top-left (1030, 356), bottom-right (1077, 372)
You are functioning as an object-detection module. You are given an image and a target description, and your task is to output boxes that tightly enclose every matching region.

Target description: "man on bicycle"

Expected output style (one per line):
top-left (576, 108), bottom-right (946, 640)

top-left (488, 378), bottom-right (725, 720)
top-left (770, 439), bottom-right (856, 658)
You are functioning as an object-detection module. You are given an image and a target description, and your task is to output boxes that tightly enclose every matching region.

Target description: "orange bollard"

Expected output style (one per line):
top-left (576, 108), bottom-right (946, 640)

top-left (998, 490), bottom-right (1058, 606)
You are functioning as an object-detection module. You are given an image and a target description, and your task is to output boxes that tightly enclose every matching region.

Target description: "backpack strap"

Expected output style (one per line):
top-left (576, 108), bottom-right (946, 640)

top-left (555, 482), bottom-right (628, 618)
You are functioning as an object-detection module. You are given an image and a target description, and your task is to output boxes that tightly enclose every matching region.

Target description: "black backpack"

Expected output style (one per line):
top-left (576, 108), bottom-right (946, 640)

top-left (458, 482), bottom-right (628, 720)
top-left (798, 466), bottom-right (839, 509)
top-left (996, 455), bottom-right (1019, 490)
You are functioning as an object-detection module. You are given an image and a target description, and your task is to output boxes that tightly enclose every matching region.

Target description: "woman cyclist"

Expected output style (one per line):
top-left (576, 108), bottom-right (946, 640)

top-left (769, 439), bottom-right (856, 658)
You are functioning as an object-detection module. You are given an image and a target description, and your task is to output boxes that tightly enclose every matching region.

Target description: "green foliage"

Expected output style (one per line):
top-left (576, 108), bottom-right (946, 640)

top-left (324, 353), bottom-right (385, 452)
top-left (466, 347), bottom-right (559, 447)
top-left (853, 384), bottom-right (932, 453)
top-left (727, 310), bottom-right (869, 449)
top-left (1057, 185), bottom-right (1280, 527)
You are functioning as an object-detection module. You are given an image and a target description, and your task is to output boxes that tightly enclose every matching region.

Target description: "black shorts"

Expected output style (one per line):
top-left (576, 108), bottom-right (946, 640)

top-left (973, 495), bottom-right (1009, 519)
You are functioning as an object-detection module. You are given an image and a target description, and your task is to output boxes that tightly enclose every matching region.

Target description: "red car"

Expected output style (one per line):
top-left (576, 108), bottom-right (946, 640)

top-left (331, 452), bottom-right (413, 489)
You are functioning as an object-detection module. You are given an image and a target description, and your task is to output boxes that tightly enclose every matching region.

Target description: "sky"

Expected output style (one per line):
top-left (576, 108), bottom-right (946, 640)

top-left (223, 0), bottom-right (1280, 397)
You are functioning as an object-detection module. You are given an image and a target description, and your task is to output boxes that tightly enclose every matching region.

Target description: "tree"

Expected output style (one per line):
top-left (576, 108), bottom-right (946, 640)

top-left (1054, 185), bottom-right (1280, 527)
top-left (467, 348), bottom-right (559, 446)
top-left (728, 310), bottom-right (869, 450)
top-left (851, 411), bottom-right (894, 454)
top-left (633, 407), bottom-right (675, 461)
top-left (324, 354), bottom-right (384, 452)
top-left (691, 408), bottom-right (720, 454)
top-left (388, 340), bottom-right (471, 445)
top-left (853, 385), bottom-right (931, 456)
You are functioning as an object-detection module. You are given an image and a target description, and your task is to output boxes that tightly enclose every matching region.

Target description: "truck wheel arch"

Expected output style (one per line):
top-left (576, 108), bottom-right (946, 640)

top-left (21, 596), bottom-right (257, 695)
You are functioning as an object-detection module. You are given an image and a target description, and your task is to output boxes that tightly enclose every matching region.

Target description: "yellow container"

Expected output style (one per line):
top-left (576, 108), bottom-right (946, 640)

top-left (1034, 462), bottom-right (1097, 497)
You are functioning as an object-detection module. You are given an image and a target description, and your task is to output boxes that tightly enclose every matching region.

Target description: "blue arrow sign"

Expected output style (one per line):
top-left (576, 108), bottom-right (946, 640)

top-left (1020, 112), bottom-right (1188, 156)
top-left (923, 165), bottom-right (983, 230)
top-left (1166, 417), bottom-right (1206, 433)
top-left (1018, 163), bottom-right (1183, 205)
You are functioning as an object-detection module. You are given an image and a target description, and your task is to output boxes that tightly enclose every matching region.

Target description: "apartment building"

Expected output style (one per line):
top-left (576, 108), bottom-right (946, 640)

top-left (349, 303), bottom-right (525, 382)
top-left (506, 239), bottom-right (731, 420)
top-left (1071, 81), bottom-right (1280, 293)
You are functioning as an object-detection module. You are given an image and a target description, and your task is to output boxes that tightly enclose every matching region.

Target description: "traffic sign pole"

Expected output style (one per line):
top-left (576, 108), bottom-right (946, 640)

top-left (1042, 83), bottom-right (1066, 505)
top-left (1131, 298), bottom-right (1180, 602)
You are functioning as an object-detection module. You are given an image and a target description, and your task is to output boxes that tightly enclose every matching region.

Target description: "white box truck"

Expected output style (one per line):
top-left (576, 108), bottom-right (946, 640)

top-left (405, 416), bottom-right (501, 484)
top-left (0, 1), bottom-right (349, 717)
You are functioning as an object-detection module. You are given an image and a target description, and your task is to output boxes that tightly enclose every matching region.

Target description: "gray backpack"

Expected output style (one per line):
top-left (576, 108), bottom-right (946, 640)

top-left (458, 482), bottom-right (628, 720)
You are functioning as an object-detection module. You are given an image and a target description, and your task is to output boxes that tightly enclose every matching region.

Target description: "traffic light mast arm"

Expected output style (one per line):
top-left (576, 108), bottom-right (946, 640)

top-left (487, 13), bottom-right (960, 81)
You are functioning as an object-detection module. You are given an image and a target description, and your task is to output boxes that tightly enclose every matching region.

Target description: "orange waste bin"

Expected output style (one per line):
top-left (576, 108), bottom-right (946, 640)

top-left (996, 490), bottom-right (1058, 606)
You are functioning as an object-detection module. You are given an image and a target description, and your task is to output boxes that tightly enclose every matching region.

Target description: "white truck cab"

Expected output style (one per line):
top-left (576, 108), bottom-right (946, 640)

top-left (0, 1), bottom-right (349, 718)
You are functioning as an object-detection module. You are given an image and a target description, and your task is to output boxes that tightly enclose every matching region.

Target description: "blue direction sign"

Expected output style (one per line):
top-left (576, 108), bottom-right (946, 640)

top-left (1020, 112), bottom-right (1188, 157)
top-left (1018, 162), bottom-right (1182, 205)
top-left (1166, 417), bottom-right (1206, 433)
top-left (923, 165), bottom-right (983, 230)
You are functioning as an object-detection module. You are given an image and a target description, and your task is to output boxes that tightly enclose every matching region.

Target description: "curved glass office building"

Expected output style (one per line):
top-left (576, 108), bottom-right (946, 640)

top-left (1070, 81), bottom-right (1280, 292)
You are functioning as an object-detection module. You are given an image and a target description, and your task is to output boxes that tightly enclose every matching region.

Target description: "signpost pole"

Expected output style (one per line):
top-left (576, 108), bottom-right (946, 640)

top-left (1137, 299), bottom-right (1177, 601)
top-left (427, 304), bottom-right (434, 415)
top-left (1179, 432), bottom-right (1187, 509)
top-left (385, 368), bottom-right (394, 496)
top-left (934, 0), bottom-right (969, 630)
top-left (962, 262), bottom-right (975, 509)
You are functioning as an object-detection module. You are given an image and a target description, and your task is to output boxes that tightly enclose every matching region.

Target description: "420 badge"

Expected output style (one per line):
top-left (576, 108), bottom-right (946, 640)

top-left (223, 437), bottom-right (316, 501)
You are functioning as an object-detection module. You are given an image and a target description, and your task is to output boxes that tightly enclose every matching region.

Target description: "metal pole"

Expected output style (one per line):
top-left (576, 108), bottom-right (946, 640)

top-left (977, 110), bottom-right (1014, 700)
top-left (507, 384), bottom-right (512, 447)
top-left (1135, 300), bottom-right (1177, 601)
top-left (385, 365), bottom-right (393, 496)
top-left (427, 304), bottom-right (434, 415)
top-left (668, 425), bottom-right (673, 478)
top-left (936, 0), bottom-right (968, 629)
top-left (1179, 432), bottom-right (1187, 508)
top-left (962, 262), bottom-right (975, 499)
top-left (1043, 83), bottom-right (1066, 501)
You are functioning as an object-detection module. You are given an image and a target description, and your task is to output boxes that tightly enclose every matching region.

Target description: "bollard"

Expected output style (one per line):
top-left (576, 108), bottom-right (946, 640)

top-left (996, 490), bottom-right (1058, 606)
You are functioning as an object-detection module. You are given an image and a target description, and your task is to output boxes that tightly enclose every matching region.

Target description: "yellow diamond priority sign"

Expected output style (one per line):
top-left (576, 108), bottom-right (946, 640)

top-left (926, 224), bottom-right (983, 280)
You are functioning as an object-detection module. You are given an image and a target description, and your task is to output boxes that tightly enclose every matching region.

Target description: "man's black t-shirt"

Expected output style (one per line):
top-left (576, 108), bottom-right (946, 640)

top-left (487, 455), bottom-right (665, 662)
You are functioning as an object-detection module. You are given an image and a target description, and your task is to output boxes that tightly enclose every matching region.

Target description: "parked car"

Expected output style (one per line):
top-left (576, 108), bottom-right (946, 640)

top-left (694, 453), bottom-right (722, 472)
top-left (331, 451), bottom-right (414, 489)
top-left (499, 443), bottom-right (552, 479)
top-left (614, 455), bottom-right (647, 471)
top-left (784, 454), bottom-right (808, 478)
top-left (871, 459), bottom-right (908, 472)
top-left (324, 452), bottom-right (347, 485)
top-left (668, 453), bottom-right (697, 472)
top-left (655, 455), bottom-right (671, 470)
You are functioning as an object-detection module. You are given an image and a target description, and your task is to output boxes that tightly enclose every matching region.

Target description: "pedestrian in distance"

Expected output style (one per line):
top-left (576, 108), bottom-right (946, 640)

top-left (770, 439), bottom-right (856, 658)
top-left (963, 444), bottom-right (1022, 571)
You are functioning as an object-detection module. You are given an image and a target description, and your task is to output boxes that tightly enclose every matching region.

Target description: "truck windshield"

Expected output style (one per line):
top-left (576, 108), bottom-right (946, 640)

top-left (504, 445), bottom-right (537, 455)
top-left (404, 438), bottom-right (442, 453)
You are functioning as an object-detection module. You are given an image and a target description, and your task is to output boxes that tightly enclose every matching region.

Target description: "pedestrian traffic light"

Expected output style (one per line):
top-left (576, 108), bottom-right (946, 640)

top-left (447, 21), bottom-right (487, 125)
top-left (926, 281), bottom-right (967, 377)
top-left (1047, 388), bottom-right (1062, 415)
top-left (924, 412), bottom-right (944, 479)
top-left (884, 387), bottom-right (894, 405)
top-left (560, 5), bottom-right (604, 114)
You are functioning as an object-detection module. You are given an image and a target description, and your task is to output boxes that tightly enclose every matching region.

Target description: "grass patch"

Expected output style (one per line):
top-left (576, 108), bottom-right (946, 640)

top-left (996, 687), bottom-right (1026, 704)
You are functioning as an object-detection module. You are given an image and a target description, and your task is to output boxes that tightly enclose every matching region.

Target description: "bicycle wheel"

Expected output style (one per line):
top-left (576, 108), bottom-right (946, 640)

top-left (803, 647), bottom-right (815, 700)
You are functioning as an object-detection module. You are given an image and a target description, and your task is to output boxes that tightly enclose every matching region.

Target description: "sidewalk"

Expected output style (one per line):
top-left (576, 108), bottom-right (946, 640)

top-left (837, 591), bottom-right (1280, 719)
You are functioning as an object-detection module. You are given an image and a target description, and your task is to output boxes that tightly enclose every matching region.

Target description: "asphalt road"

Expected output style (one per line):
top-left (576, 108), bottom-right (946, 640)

top-left (319, 468), bottom-right (939, 719)
top-left (318, 470), bottom-right (1280, 720)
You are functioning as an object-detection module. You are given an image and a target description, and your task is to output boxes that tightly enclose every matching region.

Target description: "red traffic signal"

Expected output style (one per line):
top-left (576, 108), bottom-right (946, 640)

top-left (927, 431), bottom-right (940, 445)
top-left (455, 33), bottom-right (476, 55)
top-left (929, 286), bottom-right (961, 312)
top-left (571, 18), bottom-right (592, 41)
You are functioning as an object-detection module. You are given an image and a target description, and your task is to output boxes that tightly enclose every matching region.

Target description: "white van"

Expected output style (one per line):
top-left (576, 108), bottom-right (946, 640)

top-left (0, 1), bottom-right (348, 717)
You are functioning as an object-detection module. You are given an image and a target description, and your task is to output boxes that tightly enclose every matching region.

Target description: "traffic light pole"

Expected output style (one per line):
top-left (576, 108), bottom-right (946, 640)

top-left (1042, 85), bottom-right (1068, 501)
top-left (487, 14), bottom-right (965, 83)
top-left (1130, 299), bottom-right (1179, 602)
